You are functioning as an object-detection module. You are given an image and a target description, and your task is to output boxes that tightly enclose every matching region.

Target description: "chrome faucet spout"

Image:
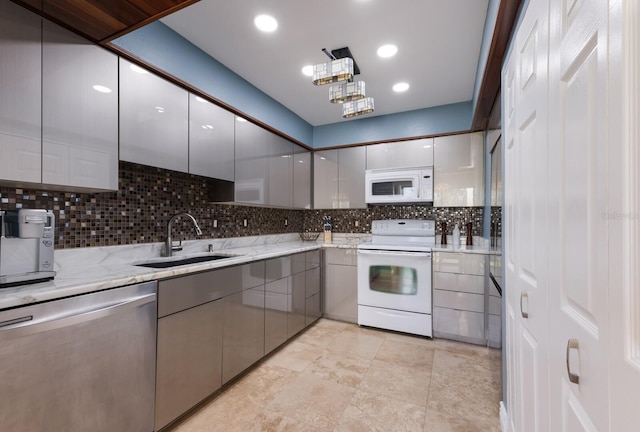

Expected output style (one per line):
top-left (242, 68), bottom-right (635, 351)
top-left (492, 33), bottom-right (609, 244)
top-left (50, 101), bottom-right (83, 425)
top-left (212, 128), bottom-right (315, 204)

top-left (163, 213), bottom-right (203, 257)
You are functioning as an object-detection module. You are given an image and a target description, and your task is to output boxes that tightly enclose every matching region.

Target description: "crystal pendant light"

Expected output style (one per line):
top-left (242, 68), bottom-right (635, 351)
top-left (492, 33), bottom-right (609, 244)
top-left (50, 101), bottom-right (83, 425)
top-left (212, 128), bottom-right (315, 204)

top-left (342, 97), bottom-right (375, 118)
top-left (312, 57), bottom-right (354, 85)
top-left (329, 81), bottom-right (365, 103)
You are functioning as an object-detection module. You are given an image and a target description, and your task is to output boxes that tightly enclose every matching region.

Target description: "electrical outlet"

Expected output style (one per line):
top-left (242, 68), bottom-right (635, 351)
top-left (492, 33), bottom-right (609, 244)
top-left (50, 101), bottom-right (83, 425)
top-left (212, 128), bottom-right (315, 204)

top-left (243, 219), bottom-right (247, 227)
top-left (213, 219), bottom-right (218, 228)
top-left (285, 218), bottom-right (288, 226)
top-left (355, 220), bottom-right (359, 227)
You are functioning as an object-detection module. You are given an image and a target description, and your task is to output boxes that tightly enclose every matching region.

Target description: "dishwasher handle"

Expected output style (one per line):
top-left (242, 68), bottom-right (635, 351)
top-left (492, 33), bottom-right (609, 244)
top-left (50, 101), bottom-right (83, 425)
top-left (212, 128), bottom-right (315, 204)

top-left (357, 249), bottom-right (431, 258)
top-left (0, 292), bottom-right (156, 339)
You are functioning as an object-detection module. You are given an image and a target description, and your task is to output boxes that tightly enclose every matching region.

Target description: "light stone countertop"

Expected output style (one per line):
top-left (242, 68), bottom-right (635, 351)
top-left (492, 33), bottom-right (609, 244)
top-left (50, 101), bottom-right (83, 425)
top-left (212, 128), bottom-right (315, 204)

top-left (0, 233), bottom-right (371, 311)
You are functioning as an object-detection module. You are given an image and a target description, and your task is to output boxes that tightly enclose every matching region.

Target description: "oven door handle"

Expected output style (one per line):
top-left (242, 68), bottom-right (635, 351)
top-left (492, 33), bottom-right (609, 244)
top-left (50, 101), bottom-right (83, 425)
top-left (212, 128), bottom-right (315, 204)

top-left (357, 249), bottom-right (431, 258)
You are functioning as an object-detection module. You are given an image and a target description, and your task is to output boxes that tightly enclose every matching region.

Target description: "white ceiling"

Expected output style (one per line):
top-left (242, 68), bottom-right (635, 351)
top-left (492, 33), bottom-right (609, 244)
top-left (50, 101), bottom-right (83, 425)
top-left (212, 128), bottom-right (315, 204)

top-left (161, 0), bottom-right (489, 127)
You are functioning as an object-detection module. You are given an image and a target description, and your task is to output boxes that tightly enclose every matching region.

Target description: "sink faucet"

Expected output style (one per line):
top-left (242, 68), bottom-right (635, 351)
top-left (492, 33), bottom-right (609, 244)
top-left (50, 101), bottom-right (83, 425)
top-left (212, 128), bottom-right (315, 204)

top-left (163, 213), bottom-right (203, 257)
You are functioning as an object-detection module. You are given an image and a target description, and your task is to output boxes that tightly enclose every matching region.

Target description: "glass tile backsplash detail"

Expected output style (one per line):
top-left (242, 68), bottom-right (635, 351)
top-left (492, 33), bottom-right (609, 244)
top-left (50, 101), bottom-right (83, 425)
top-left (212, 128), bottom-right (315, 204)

top-left (0, 162), bottom-right (484, 249)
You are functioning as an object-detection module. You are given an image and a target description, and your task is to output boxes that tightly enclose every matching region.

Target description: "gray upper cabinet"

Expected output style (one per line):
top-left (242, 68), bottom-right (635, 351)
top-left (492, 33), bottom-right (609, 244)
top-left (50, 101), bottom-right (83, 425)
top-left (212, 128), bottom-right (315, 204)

top-left (366, 138), bottom-right (434, 169)
top-left (434, 132), bottom-right (485, 207)
top-left (42, 21), bottom-right (118, 190)
top-left (314, 147), bottom-right (366, 209)
top-left (119, 58), bottom-right (189, 173)
top-left (292, 145), bottom-right (311, 209)
top-left (338, 146), bottom-right (366, 208)
top-left (313, 150), bottom-right (339, 209)
top-left (268, 135), bottom-right (293, 207)
top-left (0, 1), bottom-right (41, 185)
top-left (234, 119), bottom-right (269, 205)
top-left (188, 94), bottom-right (234, 181)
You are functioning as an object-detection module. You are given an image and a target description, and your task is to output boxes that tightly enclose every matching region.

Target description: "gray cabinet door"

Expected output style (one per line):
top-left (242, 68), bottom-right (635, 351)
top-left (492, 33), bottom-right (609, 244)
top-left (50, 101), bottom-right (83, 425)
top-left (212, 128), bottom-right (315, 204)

top-left (265, 277), bottom-right (289, 354)
top-left (293, 145), bottom-right (311, 209)
top-left (313, 149), bottom-right (339, 209)
top-left (268, 135), bottom-right (292, 207)
top-left (323, 249), bottom-right (358, 323)
top-left (155, 299), bottom-right (223, 430)
top-left (42, 21), bottom-right (118, 190)
top-left (337, 146), bottom-right (366, 208)
top-left (305, 266), bottom-right (321, 326)
top-left (0, 2), bottom-right (41, 184)
top-left (222, 285), bottom-right (265, 384)
top-left (119, 58), bottom-right (189, 172)
top-left (433, 132), bottom-right (485, 206)
top-left (235, 120), bottom-right (269, 204)
top-left (189, 94), bottom-right (234, 181)
top-left (288, 271), bottom-right (306, 337)
top-left (366, 138), bottom-right (434, 169)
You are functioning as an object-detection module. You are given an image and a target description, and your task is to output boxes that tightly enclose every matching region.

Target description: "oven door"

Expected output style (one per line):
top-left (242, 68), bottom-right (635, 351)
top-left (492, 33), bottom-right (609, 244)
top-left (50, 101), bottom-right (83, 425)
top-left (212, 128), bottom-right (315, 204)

top-left (357, 249), bottom-right (432, 314)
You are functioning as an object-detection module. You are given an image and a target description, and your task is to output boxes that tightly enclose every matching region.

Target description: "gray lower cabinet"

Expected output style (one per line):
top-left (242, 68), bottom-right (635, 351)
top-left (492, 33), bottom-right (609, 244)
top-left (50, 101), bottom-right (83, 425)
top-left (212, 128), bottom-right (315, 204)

top-left (265, 276), bottom-right (289, 355)
top-left (432, 251), bottom-right (492, 346)
top-left (155, 273), bottom-right (224, 431)
top-left (156, 300), bottom-right (223, 430)
top-left (323, 248), bottom-right (358, 323)
top-left (288, 271), bottom-right (306, 337)
top-left (221, 262), bottom-right (266, 384)
top-left (305, 250), bottom-right (321, 326)
top-left (305, 266), bottom-right (321, 326)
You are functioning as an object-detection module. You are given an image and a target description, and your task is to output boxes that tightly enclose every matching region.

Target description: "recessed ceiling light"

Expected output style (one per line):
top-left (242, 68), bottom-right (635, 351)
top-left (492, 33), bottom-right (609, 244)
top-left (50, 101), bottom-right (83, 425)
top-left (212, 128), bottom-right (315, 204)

top-left (254, 14), bottom-right (278, 32)
top-left (301, 65), bottom-right (314, 77)
top-left (92, 85), bottom-right (112, 93)
top-left (393, 82), bottom-right (410, 92)
top-left (377, 44), bottom-right (398, 58)
top-left (195, 96), bottom-right (207, 103)
top-left (236, 117), bottom-right (247, 122)
top-left (129, 64), bottom-right (149, 74)
top-left (155, 106), bottom-right (165, 113)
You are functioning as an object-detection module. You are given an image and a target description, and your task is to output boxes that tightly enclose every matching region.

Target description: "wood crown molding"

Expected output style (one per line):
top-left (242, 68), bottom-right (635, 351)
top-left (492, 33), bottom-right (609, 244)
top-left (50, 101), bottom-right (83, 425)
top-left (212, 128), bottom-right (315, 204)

top-left (10, 0), bottom-right (199, 44)
top-left (471, 0), bottom-right (524, 131)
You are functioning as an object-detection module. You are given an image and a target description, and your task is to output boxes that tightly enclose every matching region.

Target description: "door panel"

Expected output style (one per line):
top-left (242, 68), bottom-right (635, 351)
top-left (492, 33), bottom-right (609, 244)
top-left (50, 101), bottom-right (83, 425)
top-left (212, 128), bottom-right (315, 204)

top-left (609, 1), bottom-right (640, 429)
top-left (548, 0), bottom-right (609, 430)
top-left (503, 0), bottom-right (550, 430)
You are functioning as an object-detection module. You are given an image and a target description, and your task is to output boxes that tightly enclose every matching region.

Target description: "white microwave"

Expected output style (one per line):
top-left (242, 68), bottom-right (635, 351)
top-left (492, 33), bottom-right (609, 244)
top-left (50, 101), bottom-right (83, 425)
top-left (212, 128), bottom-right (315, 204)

top-left (365, 166), bottom-right (433, 204)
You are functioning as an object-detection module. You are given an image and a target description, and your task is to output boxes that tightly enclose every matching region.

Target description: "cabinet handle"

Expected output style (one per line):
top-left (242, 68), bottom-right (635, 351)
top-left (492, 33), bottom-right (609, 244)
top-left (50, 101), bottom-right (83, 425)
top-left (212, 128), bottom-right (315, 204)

top-left (520, 291), bottom-right (529, 319)
top-left (566, 338), bottom-right (580, 384)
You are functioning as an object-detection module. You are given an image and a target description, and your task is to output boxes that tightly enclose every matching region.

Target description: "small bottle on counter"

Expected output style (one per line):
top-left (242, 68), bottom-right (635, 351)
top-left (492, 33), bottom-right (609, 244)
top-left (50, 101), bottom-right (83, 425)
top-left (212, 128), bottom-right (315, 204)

top-left (452, 223), bottom-right (461, 248)
top-left (466, 222), bottom-right (473, 246)
top-left (440, 222), bottom-right (447, 245)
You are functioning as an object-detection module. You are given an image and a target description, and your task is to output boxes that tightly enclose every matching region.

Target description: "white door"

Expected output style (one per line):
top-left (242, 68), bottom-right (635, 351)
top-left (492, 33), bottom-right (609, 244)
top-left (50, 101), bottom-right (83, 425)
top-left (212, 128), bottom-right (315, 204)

top-left (547, 0), bottom-right (610, 429)
top-left (608, 1), bottom-right (640, 430)
top-left (503, 0), bottom-right (551, 430)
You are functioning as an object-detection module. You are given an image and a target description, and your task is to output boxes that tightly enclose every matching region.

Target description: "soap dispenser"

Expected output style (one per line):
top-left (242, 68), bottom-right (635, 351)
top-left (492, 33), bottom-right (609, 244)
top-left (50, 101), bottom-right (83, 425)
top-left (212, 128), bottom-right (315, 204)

top-left (452, 223), bottom-right (461, 248)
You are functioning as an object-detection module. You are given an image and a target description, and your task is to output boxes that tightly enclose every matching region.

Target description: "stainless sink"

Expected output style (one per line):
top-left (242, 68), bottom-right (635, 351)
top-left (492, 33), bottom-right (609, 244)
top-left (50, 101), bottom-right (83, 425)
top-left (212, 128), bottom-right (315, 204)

top-left (134, 254), bottom-right (238, 269)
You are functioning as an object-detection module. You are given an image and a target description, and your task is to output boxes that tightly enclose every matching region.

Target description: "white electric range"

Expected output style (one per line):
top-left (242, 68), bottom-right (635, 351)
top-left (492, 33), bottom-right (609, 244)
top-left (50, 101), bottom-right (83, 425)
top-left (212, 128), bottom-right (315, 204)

top-left (357, 219), bottom-right (435, 337)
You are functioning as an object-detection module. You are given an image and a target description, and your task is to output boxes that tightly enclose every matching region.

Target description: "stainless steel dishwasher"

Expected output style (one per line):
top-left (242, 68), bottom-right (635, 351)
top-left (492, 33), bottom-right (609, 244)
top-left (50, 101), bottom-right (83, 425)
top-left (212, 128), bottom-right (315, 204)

top-left (0, 281), bottom-right (157, 432)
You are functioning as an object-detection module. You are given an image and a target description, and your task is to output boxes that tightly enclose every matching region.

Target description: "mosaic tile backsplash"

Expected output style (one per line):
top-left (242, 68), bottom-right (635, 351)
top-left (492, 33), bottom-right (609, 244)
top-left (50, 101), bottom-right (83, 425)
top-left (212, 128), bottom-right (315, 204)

top-left (0, 162), bottom-right (486, 249)
top-left (304, 206), bottom-right (484, 237)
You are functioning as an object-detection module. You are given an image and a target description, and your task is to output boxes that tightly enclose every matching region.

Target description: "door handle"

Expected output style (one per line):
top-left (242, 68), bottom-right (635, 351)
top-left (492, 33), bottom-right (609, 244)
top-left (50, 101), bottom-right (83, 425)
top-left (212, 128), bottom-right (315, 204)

top-left (566, 338), bottom-right (580, 384)
top-left (520, 291), bottom-right (529, 319)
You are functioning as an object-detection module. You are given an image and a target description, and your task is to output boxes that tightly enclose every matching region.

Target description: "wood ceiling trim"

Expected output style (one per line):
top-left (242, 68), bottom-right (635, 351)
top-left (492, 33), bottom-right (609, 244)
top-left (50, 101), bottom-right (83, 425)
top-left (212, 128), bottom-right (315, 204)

top-left (471, 0), bottom-right (524, 131)
top-left (10, 0), bottom-right (199, 44)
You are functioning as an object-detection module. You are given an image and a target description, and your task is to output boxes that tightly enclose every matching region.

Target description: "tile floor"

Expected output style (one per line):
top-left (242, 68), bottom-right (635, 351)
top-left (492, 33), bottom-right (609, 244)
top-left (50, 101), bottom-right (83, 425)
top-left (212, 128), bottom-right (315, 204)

top-left (168, 319), bottom-right (502, 432)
